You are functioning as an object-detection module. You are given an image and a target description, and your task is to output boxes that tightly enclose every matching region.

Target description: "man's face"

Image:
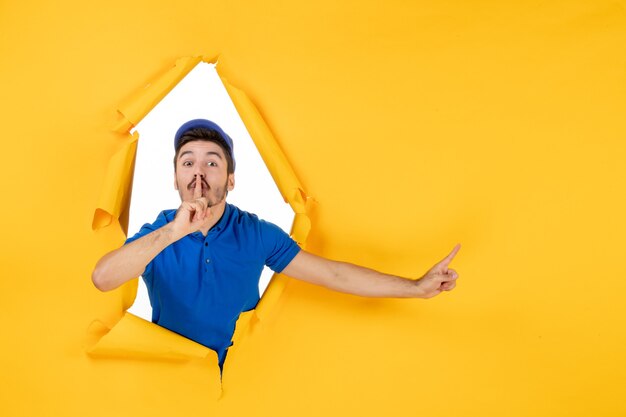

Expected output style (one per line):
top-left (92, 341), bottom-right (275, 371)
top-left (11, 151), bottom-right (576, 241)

top-left (174, 140), bottom-right (234, 206)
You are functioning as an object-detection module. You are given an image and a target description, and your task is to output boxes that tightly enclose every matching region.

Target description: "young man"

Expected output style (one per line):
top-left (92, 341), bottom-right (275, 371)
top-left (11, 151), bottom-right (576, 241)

top-left (92, 119), bottom-right (461, 368)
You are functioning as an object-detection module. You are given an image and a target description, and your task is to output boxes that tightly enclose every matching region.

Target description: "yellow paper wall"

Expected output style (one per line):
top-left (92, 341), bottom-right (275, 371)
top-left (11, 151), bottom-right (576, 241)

top-left (1, 1), bottom-right (625, 416)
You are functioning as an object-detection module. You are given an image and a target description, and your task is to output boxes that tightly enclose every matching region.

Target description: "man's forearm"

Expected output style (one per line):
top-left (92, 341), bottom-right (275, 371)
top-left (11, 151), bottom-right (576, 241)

top-left (91, 223), bottom-right (178, 291)
top-left (282, 251), bottom-right (424, 298)
top-left (327, 261), bottom-right (422, 298)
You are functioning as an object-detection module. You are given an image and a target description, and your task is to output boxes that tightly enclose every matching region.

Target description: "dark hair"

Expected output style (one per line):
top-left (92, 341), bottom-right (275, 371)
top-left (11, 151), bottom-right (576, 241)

top-left (173, 128), bottom-right (234, 174)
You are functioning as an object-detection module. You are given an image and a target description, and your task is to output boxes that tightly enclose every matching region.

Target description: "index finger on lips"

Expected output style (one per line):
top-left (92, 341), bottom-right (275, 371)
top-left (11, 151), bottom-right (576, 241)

top-left (193, 175), bottom-right (202, 199)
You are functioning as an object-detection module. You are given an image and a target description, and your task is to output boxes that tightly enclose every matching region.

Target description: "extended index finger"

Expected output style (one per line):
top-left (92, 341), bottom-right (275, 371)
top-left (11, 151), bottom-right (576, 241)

top-left (193, 175), bottom-right (202, 199)
top-left (437, 243), bottom-right (461, 271)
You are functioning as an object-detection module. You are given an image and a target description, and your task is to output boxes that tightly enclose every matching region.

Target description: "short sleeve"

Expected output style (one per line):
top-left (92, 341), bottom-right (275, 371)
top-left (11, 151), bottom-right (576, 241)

top-left (259, 219), bottom-right (301, 273)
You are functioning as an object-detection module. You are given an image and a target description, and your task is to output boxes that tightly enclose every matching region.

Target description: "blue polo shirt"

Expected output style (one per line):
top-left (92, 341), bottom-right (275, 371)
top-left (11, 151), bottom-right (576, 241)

top-left (125, 203), bottom-right (300, 367)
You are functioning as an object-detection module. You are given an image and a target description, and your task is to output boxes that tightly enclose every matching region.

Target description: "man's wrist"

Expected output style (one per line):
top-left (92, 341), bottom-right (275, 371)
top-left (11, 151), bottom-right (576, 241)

top-left (412, 278), bottom-right (426, 298)
top-left (160, 223), bottom-right (183, 245)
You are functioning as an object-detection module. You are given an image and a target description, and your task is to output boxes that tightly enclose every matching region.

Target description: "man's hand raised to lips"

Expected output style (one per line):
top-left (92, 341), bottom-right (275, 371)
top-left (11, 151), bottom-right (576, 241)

top-left (92, 174), bottom-right (215, 292)
top-left (170, 175), bottom-right (213, 239)
top-left (414, 244), bottom-right (461, 299)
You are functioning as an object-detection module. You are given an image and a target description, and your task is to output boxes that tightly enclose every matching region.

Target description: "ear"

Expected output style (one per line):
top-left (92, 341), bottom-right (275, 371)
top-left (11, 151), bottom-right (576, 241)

top-left (227, 173), bottom-right (235, 191)
top-left (174, 170), bottom-right (179, 191)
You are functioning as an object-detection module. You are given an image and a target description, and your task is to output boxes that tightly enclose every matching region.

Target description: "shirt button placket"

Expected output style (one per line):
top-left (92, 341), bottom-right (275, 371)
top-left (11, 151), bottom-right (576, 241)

top-left (204, 240), bottom-right (211, 273)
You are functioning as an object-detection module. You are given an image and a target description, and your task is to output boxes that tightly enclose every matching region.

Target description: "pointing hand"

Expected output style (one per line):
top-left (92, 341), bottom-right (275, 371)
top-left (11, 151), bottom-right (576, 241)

top-left (415, 244), bottom-right (461, 298)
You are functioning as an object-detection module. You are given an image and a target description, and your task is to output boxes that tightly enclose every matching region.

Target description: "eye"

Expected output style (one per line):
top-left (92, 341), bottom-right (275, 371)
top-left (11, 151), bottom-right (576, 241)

top-left (207, 161), bottom-right (218, 167)
top-left (182, 161), bottom-right (192, 167)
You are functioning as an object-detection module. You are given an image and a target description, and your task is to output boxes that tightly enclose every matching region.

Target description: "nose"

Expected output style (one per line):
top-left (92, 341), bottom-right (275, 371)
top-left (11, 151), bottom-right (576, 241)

top-left (193, 167), bottom-right (205, 179)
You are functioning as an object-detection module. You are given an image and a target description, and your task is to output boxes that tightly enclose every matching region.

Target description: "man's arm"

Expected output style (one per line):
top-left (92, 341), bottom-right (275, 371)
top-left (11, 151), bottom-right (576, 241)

top-left (281, 244), bottom-right (460, 299)
top-left (92, 224), bottom-right (178, 291)
top-left (92, 176), bottom-right (212, 292)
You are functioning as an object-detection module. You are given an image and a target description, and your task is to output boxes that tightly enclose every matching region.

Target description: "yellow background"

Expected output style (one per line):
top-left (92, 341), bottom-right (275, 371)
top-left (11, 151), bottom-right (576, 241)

top-left (1, 1), bottom-right (625, 416)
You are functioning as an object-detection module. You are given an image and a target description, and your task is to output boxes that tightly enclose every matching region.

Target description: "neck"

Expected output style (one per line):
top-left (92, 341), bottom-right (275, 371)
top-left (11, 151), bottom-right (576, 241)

top-left (197, 201), bottom-right (227, 236)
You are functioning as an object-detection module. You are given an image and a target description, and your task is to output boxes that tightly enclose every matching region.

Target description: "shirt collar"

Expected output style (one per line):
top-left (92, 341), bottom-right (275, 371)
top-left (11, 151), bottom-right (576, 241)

top-left (187, 202), bottom-right (231, 239)
top-left (211, 202), bottom-right (231, 233)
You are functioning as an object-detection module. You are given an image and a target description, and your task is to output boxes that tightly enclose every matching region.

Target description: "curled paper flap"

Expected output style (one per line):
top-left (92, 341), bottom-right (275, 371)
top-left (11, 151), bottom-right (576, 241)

top-left (291, 212), bottom-right (312, 245)
top-left (116, 56), bottom-right (202, 130)
top-left (86, 312), bottom-right (218, 363)
top-left (92, 132), bottom-right (138, 231)
top-left (219, 73), bottom-right (308, 211)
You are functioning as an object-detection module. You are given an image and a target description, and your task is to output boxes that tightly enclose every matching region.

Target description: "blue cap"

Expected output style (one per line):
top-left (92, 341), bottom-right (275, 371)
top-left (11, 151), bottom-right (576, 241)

top-left (174, 119), bottom-right (235, 170)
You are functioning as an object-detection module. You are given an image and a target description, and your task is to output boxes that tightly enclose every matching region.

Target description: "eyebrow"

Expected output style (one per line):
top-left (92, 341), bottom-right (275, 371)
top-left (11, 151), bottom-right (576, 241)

top-left (178, 151), bottom-right (223, 160)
